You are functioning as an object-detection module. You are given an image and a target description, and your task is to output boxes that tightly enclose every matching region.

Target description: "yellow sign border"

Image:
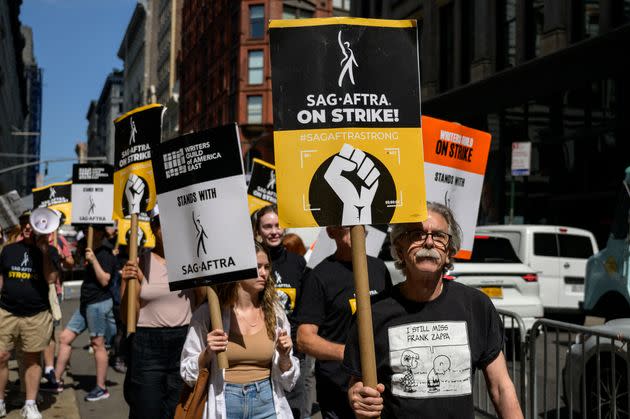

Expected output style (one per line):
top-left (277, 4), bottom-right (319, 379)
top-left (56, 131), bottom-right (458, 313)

top-left (269, 17), bottom-right (416, 29)
top-left (252, 158), bottom-right (276, 170)
top-left (32, 180), bottom-right (71, 193)
top-left (113, 103), bottom-right (163, 124)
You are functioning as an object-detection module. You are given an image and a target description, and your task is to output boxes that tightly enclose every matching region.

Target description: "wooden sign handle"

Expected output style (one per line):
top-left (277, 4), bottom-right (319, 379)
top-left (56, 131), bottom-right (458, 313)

top-left (87, 225), bottom-right (94, 250)
top-left (126, 213), bottom-right (139, 333)
top-left (350, 225), bottom-right (379, 411)
top-left (207, 285), bottom-right (229, 369)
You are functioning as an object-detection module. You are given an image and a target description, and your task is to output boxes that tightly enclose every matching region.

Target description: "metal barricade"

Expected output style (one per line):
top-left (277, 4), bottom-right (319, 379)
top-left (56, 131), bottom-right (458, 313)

top-left (529, 318), bottom-right (630, 419)
top-left (474, 308), bottom-right (529, 418)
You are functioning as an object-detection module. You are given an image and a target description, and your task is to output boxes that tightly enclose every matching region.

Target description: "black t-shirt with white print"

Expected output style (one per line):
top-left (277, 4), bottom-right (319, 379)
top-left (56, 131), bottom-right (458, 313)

top-left (294, 254), bottom-right (392, 391)
top-left (0, 241), bottom-right (60, 316)
top-left (269, 245), bottom-right (306, 319)
top-left (80, 245), bottom-right (118, 306)
top-left (343, 280), bottom-right (504, 419)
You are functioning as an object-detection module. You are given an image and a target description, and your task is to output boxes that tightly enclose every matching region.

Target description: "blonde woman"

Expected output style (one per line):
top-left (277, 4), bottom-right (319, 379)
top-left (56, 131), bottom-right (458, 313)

top-left (180, 242), bottom-right (299, 418)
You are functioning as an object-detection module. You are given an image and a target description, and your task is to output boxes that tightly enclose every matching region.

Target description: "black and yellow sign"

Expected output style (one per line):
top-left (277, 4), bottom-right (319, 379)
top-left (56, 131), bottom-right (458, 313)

top-left (269, 18), bottom-right (427, 227)
top-left (32, 181), bottom-right (72, 225)
top-left (247, 158), bottom-right (277, 215)
top-left (116, 217), bottom-right (156, 249)
top-left (113, 104), bottom-right (164, 219)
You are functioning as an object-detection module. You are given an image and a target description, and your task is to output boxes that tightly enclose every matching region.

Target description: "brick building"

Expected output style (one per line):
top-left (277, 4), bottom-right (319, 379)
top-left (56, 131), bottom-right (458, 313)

top-left (180, 0), bottom-right (349, 167)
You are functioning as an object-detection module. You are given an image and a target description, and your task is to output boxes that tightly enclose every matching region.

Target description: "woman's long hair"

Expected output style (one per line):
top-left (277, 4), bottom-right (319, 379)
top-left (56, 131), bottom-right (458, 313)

top-left (216, 242), bottom-right (278, 340)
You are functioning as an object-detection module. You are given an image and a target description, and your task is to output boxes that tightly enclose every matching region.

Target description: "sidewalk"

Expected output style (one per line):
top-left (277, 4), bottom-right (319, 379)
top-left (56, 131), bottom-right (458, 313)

top-left (3, 359), bottom-right (79, 419)
top-left (2, 297), bottom-right (127, 419)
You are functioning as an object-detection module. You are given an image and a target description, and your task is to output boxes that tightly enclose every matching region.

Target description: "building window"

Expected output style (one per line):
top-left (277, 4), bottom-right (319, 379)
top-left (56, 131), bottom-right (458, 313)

top-left (438, 3), bottom-right (455, 92)
top-left (570, 0), bottom-right (600, 42)
top-left (584, 2), bottom-right (600, 38)
top-left (460, 1), bottom-right (474, 84)
top-left (248, 50), bottom-right (264, 84)
top-left (526, 0), bottom-right (545, 58)
top-left (247, 96), bottom-right (263, 124)
top-left (250, 5), bottom-right (264, 38)
top-left (333, 0), bottom-right (351, 11)
top-left (283, 6), bottom-right (314, 19)
top-left (497, 0), bottom-right (517, 69)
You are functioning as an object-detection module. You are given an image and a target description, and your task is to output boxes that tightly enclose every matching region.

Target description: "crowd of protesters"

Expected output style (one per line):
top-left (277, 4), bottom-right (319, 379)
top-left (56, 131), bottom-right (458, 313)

top-left (0, 202), bottom-right (522, 419)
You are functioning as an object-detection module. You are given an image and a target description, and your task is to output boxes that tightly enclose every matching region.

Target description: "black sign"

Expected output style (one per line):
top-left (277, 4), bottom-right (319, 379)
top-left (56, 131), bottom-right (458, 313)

top-left (33, 183), bottom-right (71, 209)
top-left (114, 105), bottom-right (164, 170)
top-left (270, 24), bottom-right (421, 131)
top-left (247, 159), bottom-right (277, 204)
top-left (153, 124), bottom-right (245, 195)
top-left (72, 164), bottom-right (114, 184)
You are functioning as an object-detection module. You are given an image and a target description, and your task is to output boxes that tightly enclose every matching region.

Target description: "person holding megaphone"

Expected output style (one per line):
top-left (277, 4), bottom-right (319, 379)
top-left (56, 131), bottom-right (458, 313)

top-left (0, 209), bottom-right (61, 419)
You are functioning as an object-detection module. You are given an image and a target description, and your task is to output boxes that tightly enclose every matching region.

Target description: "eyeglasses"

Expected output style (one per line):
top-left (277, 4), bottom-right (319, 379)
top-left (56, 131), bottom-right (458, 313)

top-left (399, 229), bottom-right (451, 247)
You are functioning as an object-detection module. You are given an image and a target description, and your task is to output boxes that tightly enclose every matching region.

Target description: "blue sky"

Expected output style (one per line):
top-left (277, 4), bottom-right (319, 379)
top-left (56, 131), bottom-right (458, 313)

top-left (20, 0), bottom-right (136, 184)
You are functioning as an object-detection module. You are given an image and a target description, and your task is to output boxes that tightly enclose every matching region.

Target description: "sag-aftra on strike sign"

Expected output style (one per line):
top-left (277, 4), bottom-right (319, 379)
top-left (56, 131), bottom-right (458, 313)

top-left (270, 18), bottom-right (427, 228)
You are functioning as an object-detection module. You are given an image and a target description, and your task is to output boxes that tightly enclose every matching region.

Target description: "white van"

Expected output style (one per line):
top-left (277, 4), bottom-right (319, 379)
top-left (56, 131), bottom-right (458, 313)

top-left (476, 225), bottom-right (599, 315)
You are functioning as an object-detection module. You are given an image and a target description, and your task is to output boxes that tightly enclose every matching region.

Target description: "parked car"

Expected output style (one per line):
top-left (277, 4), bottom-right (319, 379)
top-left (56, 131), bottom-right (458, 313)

top-left (476, 225), bottom-right (598, 317)
top-left (582, 169), bottom-right (630, 320)
top-left (583, 236), bottom-right (630, 320)
top-left (382, 233), bottom-right (544, 331)
top-left (562, 318), bottom-right (629, 419)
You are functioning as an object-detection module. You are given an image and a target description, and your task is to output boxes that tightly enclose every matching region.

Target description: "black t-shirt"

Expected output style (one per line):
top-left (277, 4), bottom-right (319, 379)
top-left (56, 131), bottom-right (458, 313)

top-left (294, 254), bottom-right (392, 391)
top-left (0, 241), bottom-right (60, 316)
top-left (342, 281), bottom-right (504, 419)
top-left (80, 245), bottom-right (117, 306)
top-left (269, 245), bottom-right (306, 318)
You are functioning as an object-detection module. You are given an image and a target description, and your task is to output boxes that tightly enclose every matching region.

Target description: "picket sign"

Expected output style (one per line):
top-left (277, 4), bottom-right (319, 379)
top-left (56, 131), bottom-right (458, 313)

top-left (247, 158), bottom-right (277, 215)
top-left (152, 124), bottom-right (258, 369)
top-left (114, 104), bottom-right (164, 333)
top-left (421, 116), bottom-right (492, 259)
top-left (71, 163), bottom-right (115, 252)
top-left (270, 17), bottom-right (424, 399)
top-left (32, 181), bottom-right (72, 225)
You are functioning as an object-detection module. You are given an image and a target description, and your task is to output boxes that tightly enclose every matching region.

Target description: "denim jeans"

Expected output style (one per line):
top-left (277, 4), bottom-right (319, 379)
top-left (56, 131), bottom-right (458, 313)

top-left (66, 298), bottom-right (116, 338)
top-left (124, 326), bottom-right (188, 419)
top-left (225, 378), bottom-right (277, 419)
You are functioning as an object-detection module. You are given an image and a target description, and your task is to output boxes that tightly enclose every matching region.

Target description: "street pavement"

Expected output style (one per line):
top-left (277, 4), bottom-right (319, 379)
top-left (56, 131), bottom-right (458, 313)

top-left (2, 296), bottom-right (321, 419)
top-left (3, 297), bottom-right (126, 419)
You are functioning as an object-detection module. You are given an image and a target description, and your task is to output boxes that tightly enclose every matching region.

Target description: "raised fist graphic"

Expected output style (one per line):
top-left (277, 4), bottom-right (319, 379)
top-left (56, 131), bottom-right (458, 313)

top-left (136, 227), bottom-right (145, 247)
top-left (324, 144), bottom-right (380, 225)
top-left (125, 173), bottom-right (146, 215)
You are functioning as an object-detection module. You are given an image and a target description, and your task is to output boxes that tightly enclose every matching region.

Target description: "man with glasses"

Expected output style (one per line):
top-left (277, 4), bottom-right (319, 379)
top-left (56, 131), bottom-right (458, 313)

top-left (295, 225), bottom-right (392, 419)
top-left (343, 202), bottom-right (523, 419)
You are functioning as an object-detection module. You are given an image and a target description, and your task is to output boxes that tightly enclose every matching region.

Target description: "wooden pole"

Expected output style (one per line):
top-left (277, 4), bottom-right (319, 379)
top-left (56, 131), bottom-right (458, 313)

top-left (207, 285), bottom-right (229, 369)
top-left (86, 225), bottom-right (94, 250)
top-left (127, 213), bottom-right (139, 333)
top-left (350, 225), bottom-right (379, 396)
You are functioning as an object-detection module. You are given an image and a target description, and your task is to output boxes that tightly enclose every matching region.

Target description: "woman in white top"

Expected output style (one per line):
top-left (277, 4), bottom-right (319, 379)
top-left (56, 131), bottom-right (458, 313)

top-left (180, 242), bottom-right (299, 419)
top-left (121, 214), bottom-right (204, 419)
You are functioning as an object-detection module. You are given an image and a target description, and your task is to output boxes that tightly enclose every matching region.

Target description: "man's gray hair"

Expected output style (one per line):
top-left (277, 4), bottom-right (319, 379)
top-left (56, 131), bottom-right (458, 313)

top-left (389, 202), bottom-right (462, 272)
